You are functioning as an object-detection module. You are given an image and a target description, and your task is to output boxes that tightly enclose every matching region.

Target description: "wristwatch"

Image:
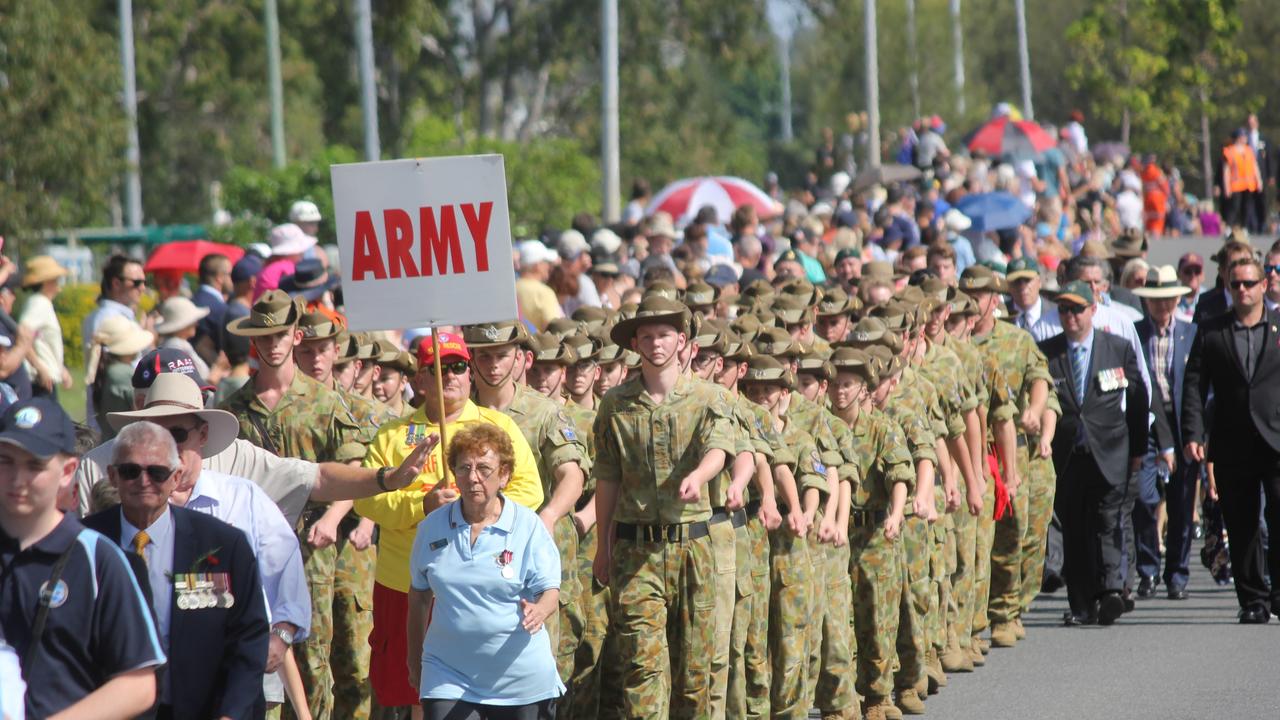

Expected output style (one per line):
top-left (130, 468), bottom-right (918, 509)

top-left (376, 466), bottom-right (393, 492)
top-left (271, 626), bottom-right (295, 645)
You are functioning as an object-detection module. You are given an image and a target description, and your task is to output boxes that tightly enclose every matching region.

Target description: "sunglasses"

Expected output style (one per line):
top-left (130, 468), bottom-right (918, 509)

top-left (113, 463), bottom-right (175, 483)
top-left (1229, 279), bottom-right (1263, 290)
top-left (1057, 304), bottom-right (1088, 316)
top-left (122, 278), bottom-right (146, 288)
top-left (1265, 265), bottom-right (1280, 276)
top-left (426, 360), bottom-right (469, 376)
top-left (167, 422), bottom-right (201, 445)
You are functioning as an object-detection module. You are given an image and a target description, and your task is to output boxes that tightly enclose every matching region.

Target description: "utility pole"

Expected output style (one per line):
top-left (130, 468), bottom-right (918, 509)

top-left (950, 0), bottom-right (965, 116)
top-left (265, 0), bottom-right (286, 168)
top-left (119, 0), bottom-right (142, 229)
top-left (354, 0), bottom-right (380, 161)
top-left (779, 34), bottom-right (793, 142)
top-left (906, 0), bottom-right (919, 120)
top-left (1015, 0), bottom-right (1033, 119)
top-left (865, 0), bottom-right (881, 167)
top-left (601, 0), bottom-right (620, 222)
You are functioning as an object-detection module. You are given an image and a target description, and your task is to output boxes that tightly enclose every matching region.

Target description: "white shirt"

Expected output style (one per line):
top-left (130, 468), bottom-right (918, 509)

top-left (1116, 190), bottom-right (1143, 230)
top-left (1016, 295), bottom-right (1152, 405)
top-left (184, 470), bottom-right (311, 638)
top-left (120, 507), bottom-right (176, 656)
top-left (19, 292), bottom-right (64, 379)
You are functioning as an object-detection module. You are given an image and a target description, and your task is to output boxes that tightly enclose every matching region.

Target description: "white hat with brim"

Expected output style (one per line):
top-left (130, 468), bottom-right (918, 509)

top-left (944, 208), bottom-right (972, 233)
top-left (107, 373), bottom-right (239, 458)
top-left (1132, 264), bottom-right (1192, 299)
top-left (154, 296), bottom-right (211, 335)
top-left (93, 316), bottom-right (154, 357)
top-left (269, 223), bottom-right (318, 257)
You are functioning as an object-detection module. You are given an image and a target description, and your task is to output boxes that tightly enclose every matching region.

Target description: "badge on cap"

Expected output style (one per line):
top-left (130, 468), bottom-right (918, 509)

top-left (13, 406), bottom-right (41, 429)
top-left (481, 325), bottom-right (501, 342)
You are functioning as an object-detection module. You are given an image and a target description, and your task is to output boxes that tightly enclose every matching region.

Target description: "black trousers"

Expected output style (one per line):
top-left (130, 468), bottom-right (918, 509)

top-left (423, 698), bottom-right (556, 720)
top-left (1056, 450), bottom-right (1129, 617)
top-left (1212, 435), bottom-right (1280, 611)
top-left (1162, 457), bottom-right (1202, 590)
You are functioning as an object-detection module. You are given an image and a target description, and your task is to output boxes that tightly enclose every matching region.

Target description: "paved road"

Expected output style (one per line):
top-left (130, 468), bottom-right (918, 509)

top-left (1143, 232), bottom-right (1276, 277)
top-left (921, 563), bottom-right (1279, 718)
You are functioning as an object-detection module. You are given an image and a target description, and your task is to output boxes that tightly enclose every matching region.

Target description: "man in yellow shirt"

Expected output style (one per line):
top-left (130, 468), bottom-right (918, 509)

top-left (516, 241), bottom-right (565, 332)
top-left (354, 332), bottom-right (544, 713)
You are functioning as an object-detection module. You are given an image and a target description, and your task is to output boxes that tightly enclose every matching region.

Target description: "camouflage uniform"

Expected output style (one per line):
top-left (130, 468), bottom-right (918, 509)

top-left (848, 407), bottom-right (915, 704)
top-left (593, 373), bottom-right (738, 720)
top-left (975, 322), bottom-right (1052, 634)
top-left (1020, 387), bottom-right (1063, 614)
top-left (503, 383), bottom-right (591, 686)
top-left (220, 371), bottom-right (370, 720)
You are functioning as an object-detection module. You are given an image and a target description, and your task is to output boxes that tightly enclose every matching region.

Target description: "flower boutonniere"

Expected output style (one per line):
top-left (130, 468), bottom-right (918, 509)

top-left (165, 546), bottom-right (222, 583)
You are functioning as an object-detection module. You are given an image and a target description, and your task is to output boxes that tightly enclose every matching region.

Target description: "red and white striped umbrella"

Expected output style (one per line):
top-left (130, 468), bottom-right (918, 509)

top-left (646, 176), bottom-right (780, 225)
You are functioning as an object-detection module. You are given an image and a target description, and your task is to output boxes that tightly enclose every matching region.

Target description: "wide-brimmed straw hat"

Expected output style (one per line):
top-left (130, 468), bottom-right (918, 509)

top-left (21, 256), bottom-right (68, 287)
top-left (108, 373), bottom-right (239, 458)
top-left (1132, 265), bottom-right (1192, 299)
top-left (94, 316), bottom-right (154, 357)
top-left (154, 297), bottom-right (211, 335)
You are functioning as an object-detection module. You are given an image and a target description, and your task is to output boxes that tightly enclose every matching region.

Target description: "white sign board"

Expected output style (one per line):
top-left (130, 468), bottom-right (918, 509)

top-left (330, 154), bottom-right (518, 331)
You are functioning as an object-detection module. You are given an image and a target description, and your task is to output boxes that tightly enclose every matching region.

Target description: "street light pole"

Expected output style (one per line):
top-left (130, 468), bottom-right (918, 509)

top-left (1015, 0), bottom-right (1033, 119)
top-left (779, 34), bottom-right (793, 142)
top-left (265, 0), bottom-right (286, 168)
top-left (601, 0), bottom-right (620, 222)
top-left (906, 0), bottom-right (919, 120)
top-left (354, 0), bottom-right (380, 161)
top-left (950, 0), bottom-right (965, 116)
top-left (865, 0), bottom-right (881, 167)
top-left (118, 0), bottom-right (143, 229)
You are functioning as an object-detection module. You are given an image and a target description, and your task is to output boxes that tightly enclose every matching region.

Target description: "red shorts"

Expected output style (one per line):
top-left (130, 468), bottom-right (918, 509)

top-left (370, 582), bottom-right (419, 707)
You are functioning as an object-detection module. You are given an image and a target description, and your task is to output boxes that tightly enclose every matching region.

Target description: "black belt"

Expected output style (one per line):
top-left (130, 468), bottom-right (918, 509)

top-left (574, 492), bottom-right (593, 512)
top-left (711, 506), bottom-right (749, 529)
top-left (615, 520), bottom-right (710, 543)
top-left (850, 507), bottom-right (887, 528)
top-left (744, 499), bottom-right (761, 521)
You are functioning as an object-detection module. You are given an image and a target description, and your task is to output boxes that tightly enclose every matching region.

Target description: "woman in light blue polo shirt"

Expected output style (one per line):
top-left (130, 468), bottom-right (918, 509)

top-left (407, 423), bottom-right (564, 720)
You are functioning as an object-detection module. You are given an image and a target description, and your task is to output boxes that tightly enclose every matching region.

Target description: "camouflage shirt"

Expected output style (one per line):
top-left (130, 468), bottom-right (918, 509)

top-left (787, 392), bottom-right (856, 485)
top-left (881, 381), bottom-right (939, 468)
top-left (972, 321), bottom-right (1052, 430)
top-left (849, 408), bottom-right (915, 509)
top-left (594, 373), bottom-right (739, 524)
top-left (219, 371), bottom-right (369, 463)
top-left (562, 401), bottom-right (597, 498)
top-left (501, 383), bottom-right (592, 505)
top-left (921, 340), bottom-right (977, 439)
top-left (943, 334), bottom-right (988, 410)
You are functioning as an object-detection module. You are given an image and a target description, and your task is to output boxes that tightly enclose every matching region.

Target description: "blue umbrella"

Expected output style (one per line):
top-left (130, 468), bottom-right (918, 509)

top-left (954, 192), bottom-right (1031, 232)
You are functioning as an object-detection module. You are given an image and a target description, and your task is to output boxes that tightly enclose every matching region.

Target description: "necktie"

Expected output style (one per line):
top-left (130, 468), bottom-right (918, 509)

top-left (133, 530), bottom-right (151, 567)
top-left (1071, 345), bottom-right (1087, 405)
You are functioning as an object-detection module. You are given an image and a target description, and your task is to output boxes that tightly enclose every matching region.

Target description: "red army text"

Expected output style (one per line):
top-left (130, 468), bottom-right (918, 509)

top-left (350, 202), bottom-right (494, 281)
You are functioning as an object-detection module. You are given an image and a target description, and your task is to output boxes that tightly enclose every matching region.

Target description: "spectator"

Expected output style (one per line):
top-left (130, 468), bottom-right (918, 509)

top-left (0, 398), bottom-right (163, 719)
top-left (1119, 258), bottom-right (1150, 291)
top-left (407, 423), bottom-right (563, 719)
top-left (789, 227), bottom-right (828, 284)
top-left (255, 223), bottom-right (316, 301)
top-left (223, 254), bottom-right (262, 365)
top-left (280, 258), bottom-right (341, 312)
top-left (155, 296), bottom-right (213, 382)
top-left (0, 266), bottom-right (34, 403)
top-left (1066, 109), bottom-right (1089, 154)
top-left (833, 247), bottom-right (862, 293)
top-left (86, 316), bottom-right (154, 440)
top-left (622, 178), bottom-right (650, 226)
top-left (556, 230), bottom-right (601, 311)
top-left (85, 420), bottom-right (270, 717)
top-left (588, 247), bottom-right (624, 310)
top-left (17, 256), bottom-right (70, 398)
top-left (1175, 252), bottom-right (1206, 323)
top-left (82, 255), bottom-right (146, 360)
top-left (1265, 243), bottom-right (1280, 313)
top-left (289, 200), bottom-right (323, 240)
top-left (1115, 172), bottom-right (1144, 231)
top-left (1222, 128), bottom-right (1264, 232)
top-left (515, 240), bottom-right (563, 332)
top-left (1141, 155), bottom-right (1170, 236)
top-left (693, 206), bottom-right (736, 267)
top-left (192, 252), bottom-right (232, 362)
top-left (548, 264), bottom-right (583, 318)
top-left (1196, 199), bottom-right (1222, 237)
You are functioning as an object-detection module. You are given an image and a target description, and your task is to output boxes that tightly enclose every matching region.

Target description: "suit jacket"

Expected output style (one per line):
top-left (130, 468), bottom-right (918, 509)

top-left (1192, 286), bottom-right (1229, 325)
top-left (1040, 330), bottom-right (1150, 486)
top-left (193, 285), bottom-right (228, 361)
top-left (1136, 316), bottom-right (1196, 449)
top-left (84, 505), bottom-right (268, 720)
top-left (1182, 307), bottom-right (1280, 461)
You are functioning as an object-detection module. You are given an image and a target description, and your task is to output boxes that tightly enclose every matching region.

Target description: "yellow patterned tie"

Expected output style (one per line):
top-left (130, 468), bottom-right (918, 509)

top-left (133, 530), bottom-right (151, 567)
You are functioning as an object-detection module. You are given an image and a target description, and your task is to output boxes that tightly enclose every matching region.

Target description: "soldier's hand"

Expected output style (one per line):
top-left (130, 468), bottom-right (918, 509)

top-left (759, 499), bottom-right (783, 531)
top-left (307, 517), bottom-right (340, 549)
top-left (968, 492), bottom-right (984, 517)
top-left (788, 510), bottom-right (809, 538)
top-left (1004, 474), bottom-right (1020, 499)
top-left (913, 495), bottom-right (931, 519)
top-left (945, 485), bottom-right (962, 513)
top-left (1019, 409), bottom-right (1041, 435)
top-left (593, 545), bottom-right (612, 586)
top-left (348, 523), bottom-right (374, 551)
top-left (725, 483), bottom-right (745, 511)
top-left (1038, 436), bottom-right (1053, 459)
top-left (677, 476), bottom-right (702, 503)
top-left (884, 512), bottom-right (903, 540)
top-left (817, 516), bottom-right (838, 544)
top-left (388, 434), bottom-right (441, 491)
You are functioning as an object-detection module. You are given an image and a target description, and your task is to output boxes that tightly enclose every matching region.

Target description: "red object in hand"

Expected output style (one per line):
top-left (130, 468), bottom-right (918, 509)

top-left (987, 451), bottom-right (1011, 520)
top-left (208, 555), bottom-right (220, 566)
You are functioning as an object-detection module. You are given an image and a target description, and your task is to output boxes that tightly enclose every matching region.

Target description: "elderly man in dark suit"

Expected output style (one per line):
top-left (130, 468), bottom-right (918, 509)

top-left (1183, 257), bottom-right (1280, 624)
top-left (85, 420), bottom-right (269, 718)
top-left (1133, 266), bottom-right (1198, 600)
top-left (1039, 281), bottom-right (1149, 626)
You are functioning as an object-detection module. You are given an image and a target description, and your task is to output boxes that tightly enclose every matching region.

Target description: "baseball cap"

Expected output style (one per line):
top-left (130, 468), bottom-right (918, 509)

top-left (131, 347), bottom-right (210, 390)
top-left (0, 398), bottom-right (76, 459)
top-left (231, 254), bottom-right (264, 283)
top-left (518, 240), bottom-right (558, 267)
top-left (557, 230), bottom-right (591, 260)
top-left (705, 264), bottom-right (739, 288)
top-left (416, 331), bottom-right (471, 366)
top-left (1056, 280), bottom-right (1095, 307)
top-left (1006, 256), bottom-right (1042, 282)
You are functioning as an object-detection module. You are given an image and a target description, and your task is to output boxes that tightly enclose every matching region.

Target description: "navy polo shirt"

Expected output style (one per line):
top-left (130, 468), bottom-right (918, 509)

top-left (0, 514), bottom-right (165, 717)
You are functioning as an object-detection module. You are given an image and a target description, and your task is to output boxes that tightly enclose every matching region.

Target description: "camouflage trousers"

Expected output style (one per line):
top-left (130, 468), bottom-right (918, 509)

top-left (948, 482), bottom-right (977, 651)
top-left (569, 523), bottom-right (623, 720)
top-left (286, 526), bottom-right (337, 720)
top-left (610, 532), bottom-right (716, 720)
top-left (332, 534), bottom-right (375, 720)
top-left (988, 445), bottom-right (1032, 625)
top-left (848, 521), bottom-right (902, 702)
top-left (811, 532), bottom-right (855, 715)
top-left (1020, 448), bottom-right (1058, 614)
top-left (707, 517), bottom-right (737, 719)
top-left (894, 514), bottom-right (931, 691)
top-left (970, 462), bottom-right (998, 640)
top-left (547, 514), bottom-right (584, 701)
top-left (930, 494), bottom-right (953, 654)
top-left (727, 519), bottom-right (770, 719)
top-left (767, 526), bottom-right (813, 719)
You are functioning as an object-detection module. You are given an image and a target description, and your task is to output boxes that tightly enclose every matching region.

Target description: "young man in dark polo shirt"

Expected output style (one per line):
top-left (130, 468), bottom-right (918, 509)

top-left (0, 398), bottom-right (164, 718)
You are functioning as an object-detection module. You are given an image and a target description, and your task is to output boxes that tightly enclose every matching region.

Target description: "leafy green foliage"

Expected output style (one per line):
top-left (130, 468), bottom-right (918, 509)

top-left (52, 282), bottom-right (101, 370)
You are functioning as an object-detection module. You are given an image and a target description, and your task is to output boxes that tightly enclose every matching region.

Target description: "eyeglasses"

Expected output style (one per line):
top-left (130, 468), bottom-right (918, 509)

top-left (1265, 265), bottom-right (1280, 276)
top-left (166, 422), bottom-right (201, 445)
top-left (1057, 304), bottom-right (1088, 316)
top-left (122, 278), bottom-right (146, 288)
top-left (113, 463), bottom-right (175, 483)
top-left (1229, 279), bottom-right (1263, 290)
top-left (454, 463), bottom-right (498, 480)
top-left (426, 361), bottom-right (469, 376)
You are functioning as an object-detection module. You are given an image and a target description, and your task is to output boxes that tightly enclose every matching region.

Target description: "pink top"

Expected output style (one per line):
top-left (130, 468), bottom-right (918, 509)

top-left (1198, 211), bottom-right (1222, 237)
top-left (253, 258), bottom-right (296, 301)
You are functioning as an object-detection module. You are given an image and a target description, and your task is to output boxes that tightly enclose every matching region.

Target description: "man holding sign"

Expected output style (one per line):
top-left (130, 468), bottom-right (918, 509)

top-left (354, 332), bottom-right (543, 712)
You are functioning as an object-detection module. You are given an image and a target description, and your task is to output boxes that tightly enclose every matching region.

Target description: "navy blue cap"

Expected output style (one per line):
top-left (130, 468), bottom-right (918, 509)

top-left (231, 254), bottom-right (264, 283)
top-left (705, 264), bottom-right (739, 288)
top-left (131, 348), bottom-right (210, 390)
top-left (0, 397), bottom-right (76, 458)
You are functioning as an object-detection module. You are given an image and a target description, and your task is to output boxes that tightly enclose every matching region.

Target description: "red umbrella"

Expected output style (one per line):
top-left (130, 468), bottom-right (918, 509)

top-left (965, 116), bottom-right (1056, 160)
top-left (144, 240), bottom-right (245, 274)
top-left (646, 176), bottom-right (781, 225)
